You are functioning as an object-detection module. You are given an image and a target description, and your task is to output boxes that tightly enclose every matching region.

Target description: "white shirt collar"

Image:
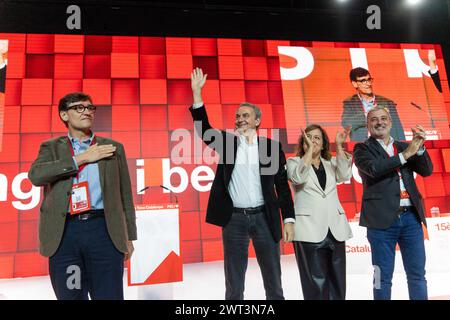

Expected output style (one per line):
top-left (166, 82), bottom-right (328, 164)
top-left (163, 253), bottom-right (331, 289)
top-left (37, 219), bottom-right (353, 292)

top-left (68, 131), bottom-right (95, 144)
top-left (358, 93), bottom-right (376, 105)
top-left (237, 133), bottom-right (258, 146)
top-left (375, 136), bottom-right (394, 148)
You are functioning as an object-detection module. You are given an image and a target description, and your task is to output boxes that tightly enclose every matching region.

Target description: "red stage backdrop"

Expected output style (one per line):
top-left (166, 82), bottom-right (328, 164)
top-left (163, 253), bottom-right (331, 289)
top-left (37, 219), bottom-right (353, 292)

top-left (0, 34), bottom-right (449, 279)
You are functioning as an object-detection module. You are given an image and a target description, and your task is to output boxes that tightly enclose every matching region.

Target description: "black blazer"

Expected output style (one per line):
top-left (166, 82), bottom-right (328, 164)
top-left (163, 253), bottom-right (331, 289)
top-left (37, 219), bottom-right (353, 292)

top-left (0, 65), bottom-right (6, 93)
top-left (429, 70), bottom-right (442, 93)
top-left (189, 105), bottom-right (295, 242)
top-left (342, 94), bottom-right (405, 142)
top-left (354, 137), bottom-right (433, 229)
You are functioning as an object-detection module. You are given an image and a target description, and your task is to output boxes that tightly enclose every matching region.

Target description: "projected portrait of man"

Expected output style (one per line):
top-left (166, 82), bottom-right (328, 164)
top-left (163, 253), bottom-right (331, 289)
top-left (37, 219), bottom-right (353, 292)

top-left (341, 67), bottom-right (405, 142)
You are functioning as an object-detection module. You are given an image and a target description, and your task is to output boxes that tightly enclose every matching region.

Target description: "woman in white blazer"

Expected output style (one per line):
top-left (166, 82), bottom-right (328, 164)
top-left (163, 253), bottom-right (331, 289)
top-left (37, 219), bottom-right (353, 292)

top-left (287, 124), bottom-right (353, 300)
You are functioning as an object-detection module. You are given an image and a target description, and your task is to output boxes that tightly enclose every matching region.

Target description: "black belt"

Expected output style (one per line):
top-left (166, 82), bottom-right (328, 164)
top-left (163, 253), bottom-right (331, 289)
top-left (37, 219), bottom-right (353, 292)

top-left (233, 205), bottom-right (265, 215)
top-left (67, 209), bottom-right (105, 221)
top-left (398, 206), bottom-right (414, 214)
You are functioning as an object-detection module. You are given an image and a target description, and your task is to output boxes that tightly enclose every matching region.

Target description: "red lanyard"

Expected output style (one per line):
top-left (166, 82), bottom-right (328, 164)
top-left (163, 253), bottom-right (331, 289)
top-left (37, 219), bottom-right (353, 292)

top-left (385, 142), bottom-right (400, 174)
top-left (391, 142), bottom-right (410, 199)
top-left (392, 143), bottom-right (398, 156)
top-left (67, 136), bottom-right (96, 180)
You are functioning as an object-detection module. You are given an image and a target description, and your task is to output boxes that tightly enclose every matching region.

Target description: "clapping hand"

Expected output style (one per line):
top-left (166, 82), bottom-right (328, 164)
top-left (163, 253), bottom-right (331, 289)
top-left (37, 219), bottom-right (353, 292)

top-left (403, 125), bottom-right (426, 160)
top-left (301, 128), bottom-right (313, 151)
top-left (411, 125), bottom-right (426, 142)
top-left (336, 126), bottom-right (351, 147)
top-left (411, 125), bottom-right (426, 150)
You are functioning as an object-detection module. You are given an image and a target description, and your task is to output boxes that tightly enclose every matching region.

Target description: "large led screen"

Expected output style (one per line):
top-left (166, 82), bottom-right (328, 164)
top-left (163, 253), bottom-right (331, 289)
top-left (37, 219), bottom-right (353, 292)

top-left (0, 34), bottom-right (449, 278)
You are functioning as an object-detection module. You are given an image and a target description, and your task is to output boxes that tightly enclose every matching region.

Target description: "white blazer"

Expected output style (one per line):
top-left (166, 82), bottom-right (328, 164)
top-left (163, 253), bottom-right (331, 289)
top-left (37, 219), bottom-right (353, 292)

top-left (287, 154), bottom-right (353, 243)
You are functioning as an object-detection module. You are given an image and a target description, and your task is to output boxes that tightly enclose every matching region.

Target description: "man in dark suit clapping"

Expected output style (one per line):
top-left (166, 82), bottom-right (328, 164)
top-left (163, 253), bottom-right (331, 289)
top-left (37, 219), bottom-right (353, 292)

top-left (354, 106), bottom-right (433, 300)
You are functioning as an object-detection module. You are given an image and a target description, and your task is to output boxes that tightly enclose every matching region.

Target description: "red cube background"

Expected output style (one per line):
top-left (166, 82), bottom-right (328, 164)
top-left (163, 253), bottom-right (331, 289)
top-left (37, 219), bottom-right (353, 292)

top-left (0, 33), bottom-right (449, 279)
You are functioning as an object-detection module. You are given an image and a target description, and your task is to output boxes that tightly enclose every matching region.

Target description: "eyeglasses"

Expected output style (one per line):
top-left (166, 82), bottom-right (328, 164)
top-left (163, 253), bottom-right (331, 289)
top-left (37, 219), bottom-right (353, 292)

top-left (356, 77), bottom-right (374, 85)
top-left (67, 104), bottom-right (97, 113)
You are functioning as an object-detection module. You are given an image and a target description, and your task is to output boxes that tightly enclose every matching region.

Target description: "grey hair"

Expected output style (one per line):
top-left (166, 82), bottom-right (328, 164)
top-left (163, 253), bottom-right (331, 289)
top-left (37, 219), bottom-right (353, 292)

top-left (366, 106), bottom-right (391, 123)
top-left (238, 102), bottom-right (262, 120)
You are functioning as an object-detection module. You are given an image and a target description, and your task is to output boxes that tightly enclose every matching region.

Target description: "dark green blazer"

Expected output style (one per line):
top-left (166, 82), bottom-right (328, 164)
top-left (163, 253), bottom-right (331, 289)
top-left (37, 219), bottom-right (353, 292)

top-left (28, 135), bottom-right (137, 257)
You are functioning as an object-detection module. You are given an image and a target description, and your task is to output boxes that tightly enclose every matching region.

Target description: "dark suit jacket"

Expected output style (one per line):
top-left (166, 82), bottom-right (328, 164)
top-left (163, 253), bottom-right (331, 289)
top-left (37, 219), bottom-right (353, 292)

top-left (28, 135), bottom-right (137, 257)
top-left (0, 65), bottom-right (6, 93)
top-left (429, 70), bottom-right (442, 93)
top-left (354, 137), bottom-right (433, 229)
top-left (342, 94), bottom-right (405, 142)
top-left (189, 105), bottom-right (295, 242)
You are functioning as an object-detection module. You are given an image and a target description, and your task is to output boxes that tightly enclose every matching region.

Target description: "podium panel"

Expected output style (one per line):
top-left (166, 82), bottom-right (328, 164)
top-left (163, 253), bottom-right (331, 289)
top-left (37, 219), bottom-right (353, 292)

top-left (128, 203), bottom-right (182, 286)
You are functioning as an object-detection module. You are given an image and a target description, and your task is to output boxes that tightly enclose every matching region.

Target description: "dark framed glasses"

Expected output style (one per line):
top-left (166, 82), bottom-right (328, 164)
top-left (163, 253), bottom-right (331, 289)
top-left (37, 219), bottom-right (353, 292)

top-left (356, 77), bottom-right (374, 85)
top-left (67, 104), bottom-right (97, 113)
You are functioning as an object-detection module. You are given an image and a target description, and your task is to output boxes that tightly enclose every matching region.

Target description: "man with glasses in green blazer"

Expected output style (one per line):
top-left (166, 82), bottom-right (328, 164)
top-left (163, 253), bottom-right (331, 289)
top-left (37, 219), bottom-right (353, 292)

top-left (28, 92), bottom-right (136, 300)
top-left (341, 67), bottom-right (405, 142)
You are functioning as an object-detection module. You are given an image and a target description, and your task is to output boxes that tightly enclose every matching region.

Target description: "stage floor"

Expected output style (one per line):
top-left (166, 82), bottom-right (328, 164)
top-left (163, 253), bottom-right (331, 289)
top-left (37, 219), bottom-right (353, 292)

top-left (1, 254), bottom-right (449, 300)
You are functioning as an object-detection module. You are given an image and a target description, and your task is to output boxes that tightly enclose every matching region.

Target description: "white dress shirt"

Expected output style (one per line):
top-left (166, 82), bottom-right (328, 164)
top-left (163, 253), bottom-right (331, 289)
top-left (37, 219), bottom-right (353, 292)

top-left (193, 102), bottom-right (294, 224)
top-left (228, 134), bottom-right (265, 208)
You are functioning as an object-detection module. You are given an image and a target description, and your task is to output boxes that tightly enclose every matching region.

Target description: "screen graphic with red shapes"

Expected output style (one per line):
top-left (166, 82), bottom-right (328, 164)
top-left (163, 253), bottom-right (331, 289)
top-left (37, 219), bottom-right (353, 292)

top-left (0, 34), bottom-right (449, 279)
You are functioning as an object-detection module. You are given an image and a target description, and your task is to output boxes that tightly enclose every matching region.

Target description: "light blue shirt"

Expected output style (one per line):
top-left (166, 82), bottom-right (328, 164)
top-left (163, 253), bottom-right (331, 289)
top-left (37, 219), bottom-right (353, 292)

top-left (358, 93), bottom-right (376, 114)
top-left (69, 132), bottom-right (104, 210)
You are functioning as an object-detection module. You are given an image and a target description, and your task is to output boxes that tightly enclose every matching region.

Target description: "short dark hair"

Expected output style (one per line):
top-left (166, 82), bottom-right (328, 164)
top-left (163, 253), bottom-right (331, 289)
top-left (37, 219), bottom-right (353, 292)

top-left (58, 92), bottom-right (92, 113)
top-left (295, 124), bottom-right (332, 161)
top-left (58, 92), bottom-right (92, 127)
top-left (349, 67), bottom-right (370, 82)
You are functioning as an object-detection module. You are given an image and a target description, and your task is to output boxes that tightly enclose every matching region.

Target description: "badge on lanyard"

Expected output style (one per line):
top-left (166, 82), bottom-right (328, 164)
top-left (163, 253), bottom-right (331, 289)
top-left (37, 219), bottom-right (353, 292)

top-left (67, 136), bottom-right (96, 215)
top-left (70, 181), bottom-right (91, 215)
top-left (400, 189), bottom-right (410, 200)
